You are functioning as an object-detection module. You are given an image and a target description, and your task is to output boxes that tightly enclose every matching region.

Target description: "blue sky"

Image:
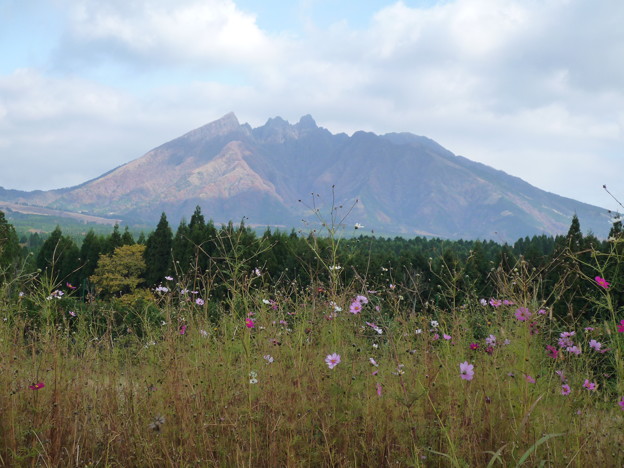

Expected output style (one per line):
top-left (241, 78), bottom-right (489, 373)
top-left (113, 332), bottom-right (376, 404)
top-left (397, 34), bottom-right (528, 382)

top-left (0, 0), bottom-right (623, 213)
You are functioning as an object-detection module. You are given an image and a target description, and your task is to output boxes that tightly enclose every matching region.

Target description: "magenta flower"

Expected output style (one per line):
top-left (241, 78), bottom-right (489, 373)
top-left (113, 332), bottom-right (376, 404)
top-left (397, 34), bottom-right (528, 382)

top-left (502, 299), bottom-right (515, 306)
top-left (561, 384), bottom-right (571, 396)
top-left (566, 346), bottom-right (581, 355)
top-left (583, 379), bottom-right (597, 391)
top-left (489, 298), bottom-right (502, 307)
top-left (524, 374), bottom-right (536, 384)
top-left (349, 301), bottom-right (363, 314)
top-left (469, 343), bottom-right (479, 350)
top-left (245, 318), bottom-right (255, 328)
top-left (179, 324), bottom-right (187, 335)
top-left (376, 382), bottom-right (383, 396)
top-left (325, 353), bottom-right (341, 369)
top-left (618, 320), bottom-right (624, 333)
top-left (618, 397), bottom-right (624, 410)
top-left (595, 276), bottom-right (610, 289)
top-left (514, 307), bottom-right (532, 321)
top-left (546, 345), bottom-right (559, 359)
top-left (29, 382), bottom-right (45, 390)
top-left (443, 334), bottom-right (452, 340)
top-left (459, 361), bottom-right (474, 381)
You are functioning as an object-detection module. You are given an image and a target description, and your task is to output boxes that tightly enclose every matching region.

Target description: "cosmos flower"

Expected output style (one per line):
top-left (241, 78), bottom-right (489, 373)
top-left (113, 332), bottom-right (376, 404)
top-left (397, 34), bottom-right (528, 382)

top-left (459, 361), bottom-right (474, 381)
top-left (325, 353), bottom-right (341, 369)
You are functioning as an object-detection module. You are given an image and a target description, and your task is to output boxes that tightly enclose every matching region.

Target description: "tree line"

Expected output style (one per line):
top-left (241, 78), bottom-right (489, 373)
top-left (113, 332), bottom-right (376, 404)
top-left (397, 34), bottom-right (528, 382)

top-left (1, 207), bottom-right (622, 321)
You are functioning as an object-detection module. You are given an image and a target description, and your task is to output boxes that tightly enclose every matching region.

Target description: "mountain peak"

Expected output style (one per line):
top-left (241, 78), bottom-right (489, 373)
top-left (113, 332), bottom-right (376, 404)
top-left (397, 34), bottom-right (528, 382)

top-left (295, 114), bottom-right (317, 130)
top-left (183, 112), bottom-right (241, 142)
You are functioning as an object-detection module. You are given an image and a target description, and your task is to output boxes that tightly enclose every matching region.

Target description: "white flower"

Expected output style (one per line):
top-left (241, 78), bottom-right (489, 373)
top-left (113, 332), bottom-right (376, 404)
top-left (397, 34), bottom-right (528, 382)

top-left (263, 355), bottom-right (274, 363)
top-left (430, 320), bottom-right (439, 328)
top-left (329, 265), bottom-right (342, 271)
top-left (415, 329), bottom-right (423, 334)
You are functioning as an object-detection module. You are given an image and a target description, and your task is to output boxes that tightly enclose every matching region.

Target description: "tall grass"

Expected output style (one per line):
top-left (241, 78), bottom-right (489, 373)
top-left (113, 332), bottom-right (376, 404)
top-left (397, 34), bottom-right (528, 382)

top-left (1, 235), bottom-right (624, 466)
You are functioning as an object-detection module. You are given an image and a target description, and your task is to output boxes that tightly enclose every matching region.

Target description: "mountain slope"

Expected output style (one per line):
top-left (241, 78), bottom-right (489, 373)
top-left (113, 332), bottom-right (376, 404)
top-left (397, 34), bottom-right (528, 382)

top-left (1, 113), bottom-right (611, 240)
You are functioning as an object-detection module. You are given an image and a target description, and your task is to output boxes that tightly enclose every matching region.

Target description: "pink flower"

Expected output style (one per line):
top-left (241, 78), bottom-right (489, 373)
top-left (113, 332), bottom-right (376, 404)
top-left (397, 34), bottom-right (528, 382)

top-left (525, 374), bottom-right (536, 384)
top-left (356, 295), bottom-right (369, 304)
top-left (195, 298), bottom-right (205, 306)
top-left (245, 318), bottom-right (255, 328)
top-left (443, 334), bottom-right (452, 340)
top-left (566, 346), bottom-right (581, 355)
top-left (595, 276), bottom-right (610, 289)
top-left (349, 301), bottom-right (362, 314)
top-left (485, 334), bottom-right (496, 346)
top-left (589, 339), bottom-right (602, 351)
top-left (459, 361), bottom-right (474, 381)
top-left (546, 345), bottom-right (559, 359)
top-left (537, 309), bottom-right (547, 315)
top-left (29, 382), bottom-right (45, 390)
top-left (376, 382), bottom-right (383, 396)
top-left (618, 320), bottom-right (624, 333)
top-left (618, 397), bottom-right (624, 410)
top-left (514, 307), bottom-right (532, 321)
top-left (179, 324), bottom-right (187, 335)
top-left (325, 353), bottom-right (341, 369)
top-left (555, 370), bottom-right (567, 382)
top-left (489, 299), bottom-right (502, 307)
top-left (561, 384), bottom-right (571, 396)
top-left (469, 343), bottom-right (479, 350)
top-left (502, 299), bottom-right (515, 306)
top-left (583, 379), bottom-right (597, 391)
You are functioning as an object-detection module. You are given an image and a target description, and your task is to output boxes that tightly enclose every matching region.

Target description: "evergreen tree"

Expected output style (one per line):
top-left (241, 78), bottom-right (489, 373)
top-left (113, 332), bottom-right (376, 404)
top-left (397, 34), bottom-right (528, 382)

top-left (104, 224), bottom-right (123, 254)
top-left (80, 230), bottom-right (102, 281)
top-left (121, 227), bottom-right (135, 246)
top-left (36, 226), bottom-right (80, 285)
top-left (144, 213), bottom-right (173, 286)
top-left (0, 210), bottom-right (20, 270)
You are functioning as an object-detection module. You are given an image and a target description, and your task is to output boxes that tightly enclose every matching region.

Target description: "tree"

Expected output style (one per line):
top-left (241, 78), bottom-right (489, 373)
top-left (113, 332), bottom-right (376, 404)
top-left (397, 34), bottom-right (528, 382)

top-left (144, 213), bottom-right (173, 286)
top-left (80, 230), bottom-right (102, 281)
top-left (0, 210), bottom-right (20, 271)
top-left (36, 226), bottom-right (80, 285)
top-left (90, 244), bottom-right (146, 298)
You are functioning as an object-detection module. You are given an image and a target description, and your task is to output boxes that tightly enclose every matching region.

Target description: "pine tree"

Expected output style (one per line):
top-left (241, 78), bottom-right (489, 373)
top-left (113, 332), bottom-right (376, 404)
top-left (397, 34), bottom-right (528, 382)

top-left (0, 210), bottom-right (20, 272)
top-left (144, 213), bottom-right (173, 286)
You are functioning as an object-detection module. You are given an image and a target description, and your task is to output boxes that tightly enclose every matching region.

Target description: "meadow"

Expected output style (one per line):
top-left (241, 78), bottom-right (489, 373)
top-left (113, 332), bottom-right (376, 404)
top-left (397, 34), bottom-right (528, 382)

top-left (1, 223), bottom-right (624, 467)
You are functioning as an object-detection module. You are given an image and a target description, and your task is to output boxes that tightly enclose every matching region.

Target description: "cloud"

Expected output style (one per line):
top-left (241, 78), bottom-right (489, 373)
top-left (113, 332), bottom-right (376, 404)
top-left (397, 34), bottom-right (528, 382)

top-left (60, 0), bottom-right (284, 68)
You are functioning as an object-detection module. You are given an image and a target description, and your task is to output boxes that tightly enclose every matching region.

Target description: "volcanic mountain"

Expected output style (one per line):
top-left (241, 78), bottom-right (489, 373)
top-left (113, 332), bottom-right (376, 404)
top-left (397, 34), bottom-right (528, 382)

top-left (1, 113), bottom-right (611, 240)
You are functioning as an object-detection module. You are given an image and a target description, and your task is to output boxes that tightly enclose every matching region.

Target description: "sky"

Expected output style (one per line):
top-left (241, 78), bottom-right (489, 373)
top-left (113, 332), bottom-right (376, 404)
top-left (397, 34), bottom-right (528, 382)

top-left (0, 0), bottom-right (623, 212)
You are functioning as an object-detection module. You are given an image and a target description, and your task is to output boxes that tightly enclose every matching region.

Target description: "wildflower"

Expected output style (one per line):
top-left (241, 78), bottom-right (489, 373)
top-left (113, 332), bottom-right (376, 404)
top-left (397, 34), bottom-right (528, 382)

top-left (555, 370), bottom-right (566, 382)
top-left (195, 298), bottom-right (205, 306)
top-left (595, 276), bottom-right (610, 289)
top-left (372, 343), bottom-right (379, 349)
top-left (325, 353), bottom-right (341, 369)
top-left (469, 343), bottom-right (479, 350)
top-left (537, 309), bottom-right (547, 315)
top-left (503, 299), bottom-right (515, 306)
top-left (430, 320), bottom-right (439, 328)
top-left (249, 371), bottom-right (258, 384)
top-left (68, 310), bottom-right (77, 317)
top-left (179, 324), bottom-right (187, 335)
top-left (29, 382), bottom-right (45, 390)
top-left (148, 415), bottom-right (166, 431)
top-left (349, 301), bottom-right (362, 314)
top-left (503, 339), bottom-right (511, 345)
top-left (366, 322), bottom-right (383, 334)
top-left (262, 299), bottom-right (271, 304)
top-left (376, 382), bottom-right (382, 396)
top-left (584, 327), bottom-right (594, 332)
top-left (253, 268), bottom-right (261, 276)
top-left (389, 283), bottom-right (396, 290)
top-left (393, 364), bottom-right (405, 376)
top-left (356, 295), bottom-right (369, 304)
top-left (566, 346), bottom-right (581, 355)
top-left (618, 397), bottom-right (624, 410)
top-left (164, 276), bottom-right (173, 281)
top-left (479, 298), bottom-right (488, 306)
top-left (155, 285), bottom-right (169, 293)
top-left (66, 282), bottom-right (77, 290)
top-left (369, 358), bottom-right (379, 367)
top-left (589, 339), bottom-right (602, 351)
top-left (329, 265), bottom-right (342, 271)
top-left (245, 318), bottom-right (255, 329)
top-left (432, 333), bottom-right (440, 341)
top-left (200, 329), bottom-right (208, 337)
top-left (514, 307), bottom-right (532, 321)
top-left (460, 361), bottom-right (474, 381)
top-left (489, 298), bottom-right (502, 307)
top-left (561, 384), bottom-right (571, 396)
top-left (485, 346), bottom-right (494, 354)
top-left (524, 375), bottom-right (536, 384)
top-left (618, 320), bottom-right (624, 333)
top-left (583, 379), bottom-right (597, 391)
top-left (415, 329), bottom-right (423, 334)
top-left (263, 355), bottom-right (274, 364)
top-left (443, 334), bottom-right (452, 340)
top-left (546, 345), bottom-right (559, 359)
top-left (485, 335), bottom-right (497, 347)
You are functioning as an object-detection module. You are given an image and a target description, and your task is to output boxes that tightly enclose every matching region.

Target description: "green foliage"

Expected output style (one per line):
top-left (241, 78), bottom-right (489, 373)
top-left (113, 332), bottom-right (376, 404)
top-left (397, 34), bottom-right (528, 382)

top-left (90, 244), bottom-right (147, 298)
top-left (143, 213), bottom-right (173, 286)
top-left (0, 210), bottom-right (21, 272)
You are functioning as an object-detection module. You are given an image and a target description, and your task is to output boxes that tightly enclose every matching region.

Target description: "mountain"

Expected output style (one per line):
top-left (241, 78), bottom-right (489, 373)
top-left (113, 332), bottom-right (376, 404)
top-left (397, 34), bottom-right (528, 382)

top-left (0, 113), bottom-right (611, 240)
